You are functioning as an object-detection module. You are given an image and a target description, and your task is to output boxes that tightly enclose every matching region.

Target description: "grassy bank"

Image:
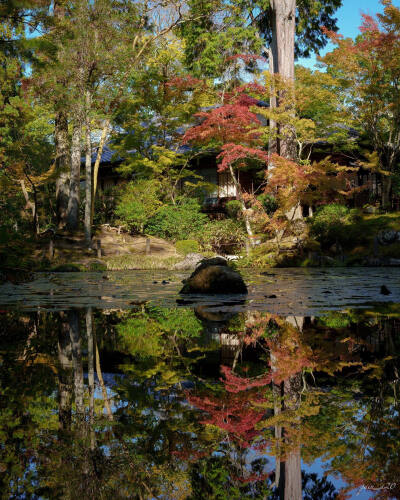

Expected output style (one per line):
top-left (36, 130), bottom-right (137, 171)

top-left (3, 212), bottom-right (400, 275)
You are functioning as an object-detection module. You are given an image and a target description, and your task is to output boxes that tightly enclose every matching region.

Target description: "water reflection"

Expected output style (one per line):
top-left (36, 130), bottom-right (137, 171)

top-left (0, 306), bottom-right (399, 499)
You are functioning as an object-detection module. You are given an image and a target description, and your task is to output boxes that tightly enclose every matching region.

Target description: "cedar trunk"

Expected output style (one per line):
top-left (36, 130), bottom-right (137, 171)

top-left (68, 310), bottom-right (84, 419)
top-left (86, 308), bottom-right (96, 450)
top-left (270, 0), bottom-right (296, 160)
top-left (84, 120), bottom-right (92, 245)
top-left (55, 111), bottom-right (70, 228)
top-left (84, 91), bottom-right (92, 245)
top-left (278, 373), bottom-right (302, 500)
top-left (66, 120), bottom-right (82, 232)
top-left (58, 312), bottom-right (73, 431)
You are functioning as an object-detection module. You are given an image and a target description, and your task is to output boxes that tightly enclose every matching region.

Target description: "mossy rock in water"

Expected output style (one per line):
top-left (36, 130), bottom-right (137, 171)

top-left (52, 264), bottom-right (82, 272)
top-left (180, 257), bottom-right (247, 294)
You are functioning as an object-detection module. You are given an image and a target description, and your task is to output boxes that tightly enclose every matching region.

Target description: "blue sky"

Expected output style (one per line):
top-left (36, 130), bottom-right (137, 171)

top-left (297, 0), bottom-right (393, 69)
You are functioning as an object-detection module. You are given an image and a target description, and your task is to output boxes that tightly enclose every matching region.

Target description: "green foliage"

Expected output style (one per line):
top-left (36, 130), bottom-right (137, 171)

top-left (179, 0), bottom-right (262, 79)
top-left (196, 219), bottom-right (246, 254)
top-left (146, 198), bottom-right (208, 241)
top-left (180, 0), bottom-right (342, 79)
top-left (189, 454), bottom-right (272, 499)
top-left (117, 315), bottom-right (164, 358)
top-left (310, 204), bottom-right (352, 248)
top-left (318, 312), bottom-right (351, 329)
top-left (117, 307), bottom-right (202, 359)
top-left (113, 39), bottom-right (213, 205)
top-left (257, 193), bottom-right (278, 215)
top-left (115, 180), bottom-right (161, 234)
top-left (225, 200), bottom-right (242, 219)
top-left (175, 239), bottom-right (200, 255)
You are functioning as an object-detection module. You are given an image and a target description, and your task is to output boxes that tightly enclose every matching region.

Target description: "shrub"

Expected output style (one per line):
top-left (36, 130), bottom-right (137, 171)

top-left (146, 197), bottom-right (208, 241)
top-left (115, 180), bottom-right (160, 233)
top-left (196, 219), bottom-right (246, 254)
top-left (257, 193), bottom-right (278, 215)
top-left (175, 239), bottom-right (200, 255)
top-left (310, 204), bottom-right (352, 248)
top-left (225, 200), bottom-right (242, 219)
top-left (88, 261), bottom-right (107, 271)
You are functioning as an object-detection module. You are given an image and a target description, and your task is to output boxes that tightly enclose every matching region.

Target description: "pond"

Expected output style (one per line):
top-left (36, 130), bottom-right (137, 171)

top-left (0, 269), bottom-right (399, 499)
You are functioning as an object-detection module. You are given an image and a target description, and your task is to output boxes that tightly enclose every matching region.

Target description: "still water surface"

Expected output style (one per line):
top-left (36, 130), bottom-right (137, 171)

top-left (0, 269), bottom-right (399, 499)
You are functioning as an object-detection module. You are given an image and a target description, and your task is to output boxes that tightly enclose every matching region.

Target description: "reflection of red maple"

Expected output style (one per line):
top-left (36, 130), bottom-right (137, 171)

top-left (188, 366), bottom-right (270, 449)
top-left (220, 365), bottom-right (272, 393)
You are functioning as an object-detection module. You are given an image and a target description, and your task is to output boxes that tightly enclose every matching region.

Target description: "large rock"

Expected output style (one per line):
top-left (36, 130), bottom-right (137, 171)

top-left (180, 257), bottom-right (247, 294)
top-left (377, 230), bottom-right (400, 246)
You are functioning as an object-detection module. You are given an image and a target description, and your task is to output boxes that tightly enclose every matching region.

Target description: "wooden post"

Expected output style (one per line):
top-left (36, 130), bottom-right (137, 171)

top-left (48, 239), bottom-right (54, 260)
top-left (97, 239), bottom-right (101, 258)
top-left (145, 237), bottom-right (151, 255)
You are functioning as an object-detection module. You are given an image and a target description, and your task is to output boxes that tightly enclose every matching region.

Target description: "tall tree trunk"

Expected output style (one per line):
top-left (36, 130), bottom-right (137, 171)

top-left (91, 120), bottom-right (110, 225)
top-left (268, 47), bottom-right (278, 159)
top-left (84, 93), bottom-right (92, 246)
top-left (270, 0), bottom-right (296, 160)
top-left (86, 308), bottom-right (96, 450)
top-left (68, 310), bottom-right (84, 420)
top-left (279, 446), bottom-right (302, 500)
top-left (55, 111), bottom-right (70, 228)
top-left (20, 179), bottom-right (39, 235)
top-left (58, 312), bottom-right (73, 432)
top-left (271, 352), bottom-right (282, 489)
top-left (279, 374), bottom-right (302, 500)
top-left (270, 0), bottom-right (295, 79)
top-left (53, 0), bottom-right (70, 229)
top-left (66, 120), bottom-right (82, 232)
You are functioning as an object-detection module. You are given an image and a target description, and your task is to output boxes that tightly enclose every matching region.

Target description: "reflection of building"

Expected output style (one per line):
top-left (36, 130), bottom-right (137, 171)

top-left (210, 332), bottom-right (241, 363)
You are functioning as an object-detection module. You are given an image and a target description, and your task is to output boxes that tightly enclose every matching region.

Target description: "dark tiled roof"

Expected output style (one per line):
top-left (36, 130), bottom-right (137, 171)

top-left (91, 145), bottom-right (122, 165)
top-left (83, 143), bottom-right (192, 167)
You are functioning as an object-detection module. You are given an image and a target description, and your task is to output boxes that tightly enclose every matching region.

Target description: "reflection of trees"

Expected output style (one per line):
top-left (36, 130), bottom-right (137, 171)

top-left (58, 312), bottom-right (73, 431)
top-left (0, 312), bottom-right (58, 497)
top-left (0, 306), bottom-right (400, 498)
top-left (187, 310), bottom-right (400, 499)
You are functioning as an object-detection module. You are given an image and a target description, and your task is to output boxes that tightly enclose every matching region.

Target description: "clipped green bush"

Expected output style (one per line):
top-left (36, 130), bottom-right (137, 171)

top-left (310, 204), bottom-right (352, 248)
top-left (175, 239), bottom-right (200, 255)
top-left (225, 200), bottom-right (242, 219)
top-left (146, 197), bottom-right (208, 241)
top-left (196, 219), bottom-right (246, 254)
top-left (257, 193), bottom-right (278, 215)
top-left (115, 180), bottom-right (160, 233)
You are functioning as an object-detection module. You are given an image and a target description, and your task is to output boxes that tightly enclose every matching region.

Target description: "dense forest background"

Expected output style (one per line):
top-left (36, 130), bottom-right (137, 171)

top-left (2, 0), bottom-right (400, 271)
